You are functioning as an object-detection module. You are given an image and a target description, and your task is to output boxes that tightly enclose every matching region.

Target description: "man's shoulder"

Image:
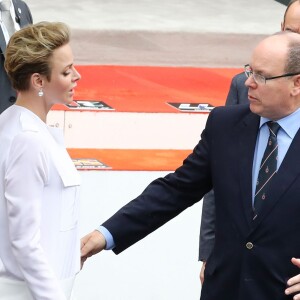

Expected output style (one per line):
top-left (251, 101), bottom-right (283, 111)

top-left (209, 104), bottom-right (257, 131)
top-left (232, 72), bottom-right (247, 84)
top-left (212, 103), bottom-right (252, 121)
top-left (215, 103), bottom-right (249, 113)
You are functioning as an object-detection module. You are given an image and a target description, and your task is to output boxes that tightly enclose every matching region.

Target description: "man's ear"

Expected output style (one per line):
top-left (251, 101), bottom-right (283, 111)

top-left (291, 75), bottom-right (300, 97)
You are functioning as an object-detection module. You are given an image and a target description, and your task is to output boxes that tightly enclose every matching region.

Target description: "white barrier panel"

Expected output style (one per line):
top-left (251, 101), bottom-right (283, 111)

top-left (47, 111), bottom-right (209, 149)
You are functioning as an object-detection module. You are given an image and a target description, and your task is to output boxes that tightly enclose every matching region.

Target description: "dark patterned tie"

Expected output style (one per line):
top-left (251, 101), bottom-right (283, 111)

top-left (253, 121), bottom-right (280, 220)
top-left (0, 0), bottom-right (15, 38)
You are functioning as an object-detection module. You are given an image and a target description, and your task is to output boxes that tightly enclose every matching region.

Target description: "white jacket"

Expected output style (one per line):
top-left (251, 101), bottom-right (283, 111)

top-left (0, 105), bottom-right (81, 299)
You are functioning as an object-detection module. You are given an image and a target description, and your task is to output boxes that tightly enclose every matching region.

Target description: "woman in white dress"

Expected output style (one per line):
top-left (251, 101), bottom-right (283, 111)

top-left (0, 22), bottom-right (81, 299)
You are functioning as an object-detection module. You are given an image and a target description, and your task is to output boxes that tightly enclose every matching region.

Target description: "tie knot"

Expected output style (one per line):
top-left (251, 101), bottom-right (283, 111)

top-left (0, 0), bottom-right (10, 11)
top-left (267, 121), bottom-right (280, 137)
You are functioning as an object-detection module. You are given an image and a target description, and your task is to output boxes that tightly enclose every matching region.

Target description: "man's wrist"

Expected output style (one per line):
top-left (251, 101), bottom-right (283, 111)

top-left (97, 226), bottom-right (115, 250)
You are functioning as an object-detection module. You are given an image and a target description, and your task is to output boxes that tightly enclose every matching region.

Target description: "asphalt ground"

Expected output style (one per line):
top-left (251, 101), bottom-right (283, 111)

top-left (25, 0), bottom-right (286, 66)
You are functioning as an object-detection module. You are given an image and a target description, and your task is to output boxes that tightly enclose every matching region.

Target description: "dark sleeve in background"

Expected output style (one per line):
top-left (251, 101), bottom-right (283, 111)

top-left (198, 189), bottom-right (215, 261)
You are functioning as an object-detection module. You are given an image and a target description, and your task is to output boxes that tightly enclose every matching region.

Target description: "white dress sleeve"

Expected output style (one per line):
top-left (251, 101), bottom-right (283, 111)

top-left (4, 131), bottom-right (67, 300)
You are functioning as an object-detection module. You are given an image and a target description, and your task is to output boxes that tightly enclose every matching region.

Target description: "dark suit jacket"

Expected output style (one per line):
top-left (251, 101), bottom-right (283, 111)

top-left (199, 72), bottom-right (249, 261)
top-left (0, 0), bottom-right (32, 113)
top-left (103, 104), bottom-right (300, 300)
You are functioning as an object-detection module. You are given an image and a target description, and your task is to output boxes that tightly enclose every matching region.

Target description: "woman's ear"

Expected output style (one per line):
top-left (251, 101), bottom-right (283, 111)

top-left (31, 73), bottom-right (44, 90)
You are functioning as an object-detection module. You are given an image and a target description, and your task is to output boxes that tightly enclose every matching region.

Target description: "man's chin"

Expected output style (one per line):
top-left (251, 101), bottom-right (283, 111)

top-left (249, 102), bottom-right (261, 114)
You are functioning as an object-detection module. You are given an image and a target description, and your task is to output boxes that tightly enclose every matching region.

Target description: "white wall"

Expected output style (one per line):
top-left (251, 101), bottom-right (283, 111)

top-left (75, 171), bottom-right (203, 300)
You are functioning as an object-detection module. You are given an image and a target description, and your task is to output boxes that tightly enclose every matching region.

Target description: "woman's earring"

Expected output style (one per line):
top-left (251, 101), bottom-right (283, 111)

top-left (38, 88), bottom-right (44, 97)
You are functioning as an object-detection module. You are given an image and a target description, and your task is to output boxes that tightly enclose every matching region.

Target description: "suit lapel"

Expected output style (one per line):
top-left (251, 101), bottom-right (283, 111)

top-left (12, 0), bottom-right (22, 26)
top-left (1, 0), bottom-right (31, 54)
top-left (237, 112), bottom-right (260, 228)
top-left (250, 127), bottom-right (300, 232)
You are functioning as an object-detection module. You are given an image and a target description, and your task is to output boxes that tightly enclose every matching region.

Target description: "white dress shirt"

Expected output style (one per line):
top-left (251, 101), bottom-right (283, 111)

top-left (0, 105), bottom-right (81, 300)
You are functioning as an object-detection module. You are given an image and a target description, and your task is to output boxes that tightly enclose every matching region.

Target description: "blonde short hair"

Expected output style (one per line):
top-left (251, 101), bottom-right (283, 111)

top-left (5, 21), bottom-right (70, 91)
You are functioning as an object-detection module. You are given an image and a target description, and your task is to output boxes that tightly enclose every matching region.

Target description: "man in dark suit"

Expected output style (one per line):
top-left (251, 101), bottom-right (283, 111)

top-left (0, 0), bottom-right (32, 113)
top-left (81, 31), bottom-right (300, 299)
top-left (198, 0), bottom-right (300, 284)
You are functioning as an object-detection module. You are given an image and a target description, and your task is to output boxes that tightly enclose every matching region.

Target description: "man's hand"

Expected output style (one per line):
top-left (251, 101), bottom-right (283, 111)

top-left (199, 261), bottom-right (206, 285)
top-left (81, 230), bottom-right (106, 268)
top-left (285, 258), bottom-right (300, 299)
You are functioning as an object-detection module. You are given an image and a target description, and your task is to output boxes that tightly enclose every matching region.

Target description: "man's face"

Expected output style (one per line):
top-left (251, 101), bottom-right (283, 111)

top-left (282, 1), bottom-right (300, 33)
top-left (245, 35), bottom-right (299, 120)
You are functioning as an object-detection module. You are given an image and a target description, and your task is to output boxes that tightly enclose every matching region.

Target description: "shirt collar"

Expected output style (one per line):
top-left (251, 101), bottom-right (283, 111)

top-left (259, 107), bottom-right (300, 139)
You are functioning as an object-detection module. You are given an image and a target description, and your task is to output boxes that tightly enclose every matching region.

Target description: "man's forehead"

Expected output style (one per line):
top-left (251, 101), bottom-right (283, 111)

top-left (254, 32), bottom-right (300, 55)
top-left (285, 1), bottom-right (300, 21)
top-left (255, 35), bottom-right (287, 55)
top-left (284, 12), bottom-right (300, 32)
top-left (250, 36), bottom-right (288, 70)
top-left (284, 2), bottom-right (300, 33)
